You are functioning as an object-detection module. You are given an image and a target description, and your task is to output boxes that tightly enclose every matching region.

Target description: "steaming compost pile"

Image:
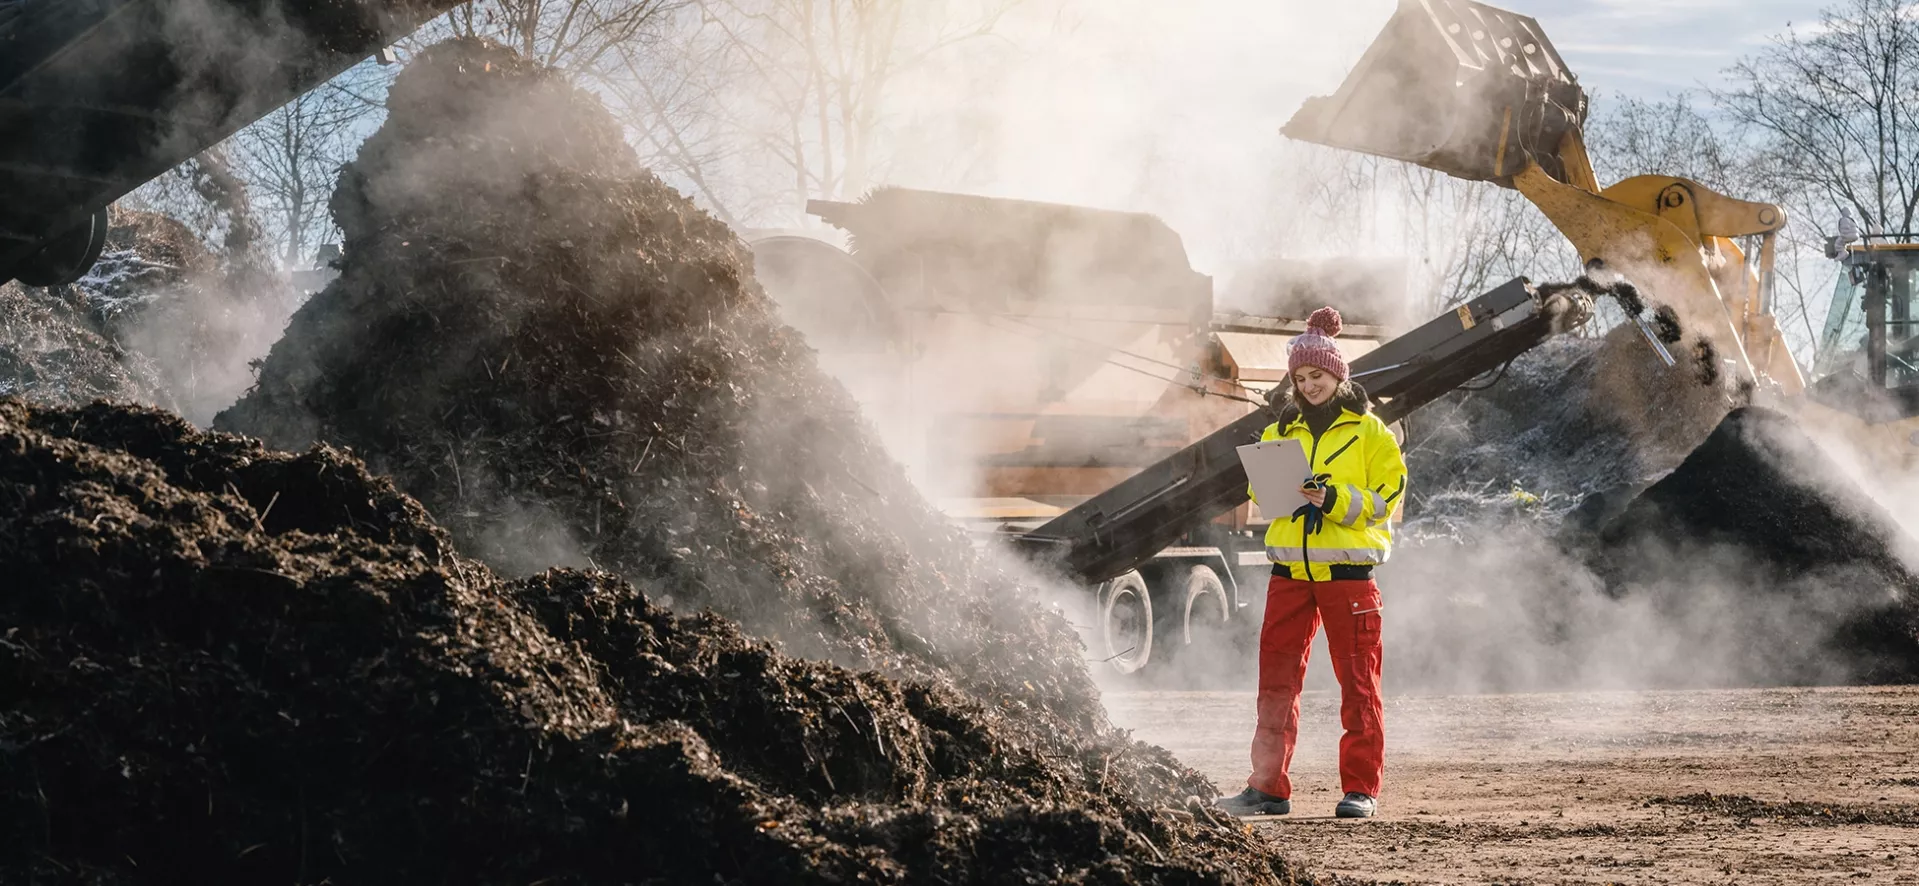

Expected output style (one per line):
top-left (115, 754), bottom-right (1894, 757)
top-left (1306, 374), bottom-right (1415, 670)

top-left (1392, 314), bottom-right (1919, 684)
top-left (0, 281), bottom-right (162, 406)
top-left (1, 398), bottom-right (1299, 883)
top-left (0, 205), bottom-right (285, 424)
top-left (1593, 406), bottom-right (1919, 681)
top-left (216, 38), bottom-right (1079, 713)
top-left (81, 199), bottom-right (297, 425)
top-left (1402, 321), bottom-right (1735, 538)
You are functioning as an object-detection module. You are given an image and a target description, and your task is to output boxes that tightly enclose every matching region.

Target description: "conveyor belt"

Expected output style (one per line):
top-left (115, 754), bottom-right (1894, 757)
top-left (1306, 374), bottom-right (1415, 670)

top-left (1013, 277), bottom-right (1587, 582)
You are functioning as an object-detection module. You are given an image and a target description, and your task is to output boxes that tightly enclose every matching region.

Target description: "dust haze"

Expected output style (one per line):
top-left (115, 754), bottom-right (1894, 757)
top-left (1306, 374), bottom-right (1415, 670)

top-left (735, 1), bottom-right (1919, 708)
top-left (86, 0), bottom-right (1919, 702)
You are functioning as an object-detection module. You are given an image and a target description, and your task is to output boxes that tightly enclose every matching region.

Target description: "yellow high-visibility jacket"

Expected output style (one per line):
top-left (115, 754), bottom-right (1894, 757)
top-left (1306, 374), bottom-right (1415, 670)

top-left (1249, 389), bottom-right (1408, 581)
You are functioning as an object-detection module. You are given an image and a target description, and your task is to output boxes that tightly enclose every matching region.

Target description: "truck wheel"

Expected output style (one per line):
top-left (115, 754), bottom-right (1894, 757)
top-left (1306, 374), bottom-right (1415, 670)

top-left (14, 208), bottom-right (110, 287)
top-left (1099, 570), bottom-right (1152, 674)
top-left (1153, 564), bottom-right (1230, 665)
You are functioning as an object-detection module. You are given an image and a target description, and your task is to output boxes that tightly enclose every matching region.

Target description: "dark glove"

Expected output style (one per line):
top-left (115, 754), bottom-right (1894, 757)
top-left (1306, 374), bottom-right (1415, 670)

top-left (1290, 502), bottom-right (1325, 536)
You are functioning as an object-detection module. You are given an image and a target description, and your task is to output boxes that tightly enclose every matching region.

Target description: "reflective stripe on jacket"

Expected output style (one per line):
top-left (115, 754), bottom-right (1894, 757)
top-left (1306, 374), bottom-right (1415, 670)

top-left (1249, 404), bottom-right (1408, 582)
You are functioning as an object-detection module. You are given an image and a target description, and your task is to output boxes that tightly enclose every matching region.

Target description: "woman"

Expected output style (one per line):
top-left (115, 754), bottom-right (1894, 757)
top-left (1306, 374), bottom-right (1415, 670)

top-left (1216, 306), bottom-right (1406, 820)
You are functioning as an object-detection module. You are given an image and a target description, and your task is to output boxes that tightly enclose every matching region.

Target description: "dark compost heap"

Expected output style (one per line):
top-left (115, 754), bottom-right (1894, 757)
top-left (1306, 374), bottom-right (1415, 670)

top-left (1593, 406), bottom-right (1919, 682)
top-left (1401, 322), bottom-right (1736, 536)
top-left (1, 398), bottom-right (1298, 883)
top-left (214, 39), bottom-right (1075, 714)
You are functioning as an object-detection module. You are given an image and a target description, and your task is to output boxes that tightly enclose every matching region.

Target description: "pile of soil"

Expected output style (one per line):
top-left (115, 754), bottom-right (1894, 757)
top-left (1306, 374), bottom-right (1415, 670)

top-left (1592, 406), bottom-right (1919, 680)
top-left (215, 39), bottom-right (1089, 717)
top-left (0, 281), bottom-right (163, 406)
top-left (1401, 320), bottom-right (1736, 538)
top-left (0, 398), bottom-right (1294, 883)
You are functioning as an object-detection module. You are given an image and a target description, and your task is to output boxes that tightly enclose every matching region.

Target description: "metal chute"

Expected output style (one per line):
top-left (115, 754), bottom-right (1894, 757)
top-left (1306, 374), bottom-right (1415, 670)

top-left (1282, 0), bottom-right (1589, 188)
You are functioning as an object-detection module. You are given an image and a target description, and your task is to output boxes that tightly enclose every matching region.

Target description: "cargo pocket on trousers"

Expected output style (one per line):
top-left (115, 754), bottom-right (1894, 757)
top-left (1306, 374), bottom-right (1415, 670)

top-left (1350, 587), bottom-right (1382, 653)
top-left (1355, 611), bottom-right (1382, 650)
top-left (1347, 606), bottom-right (1384, 733)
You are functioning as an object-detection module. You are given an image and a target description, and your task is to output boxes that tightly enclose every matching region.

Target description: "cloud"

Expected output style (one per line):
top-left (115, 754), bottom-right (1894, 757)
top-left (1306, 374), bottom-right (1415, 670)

top-left (1498, 0), bottom-right (1825, 96)
top-left (1554, 43), bottom-right (1733, 59)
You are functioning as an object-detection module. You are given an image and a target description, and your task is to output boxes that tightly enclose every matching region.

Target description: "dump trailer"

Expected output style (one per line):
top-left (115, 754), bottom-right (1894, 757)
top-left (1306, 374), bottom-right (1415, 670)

top-left (750, 189), bottom-right (1398, 673)
top-left (1010, 276), bottom-right (1592, 672)
top-left (0, 0), bottom-right (463, 287)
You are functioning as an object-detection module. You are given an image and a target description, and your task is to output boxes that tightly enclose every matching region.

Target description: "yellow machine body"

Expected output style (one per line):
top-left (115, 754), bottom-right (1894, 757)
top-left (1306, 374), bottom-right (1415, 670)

top-left (1284, 0), bottom-right (1805, 396)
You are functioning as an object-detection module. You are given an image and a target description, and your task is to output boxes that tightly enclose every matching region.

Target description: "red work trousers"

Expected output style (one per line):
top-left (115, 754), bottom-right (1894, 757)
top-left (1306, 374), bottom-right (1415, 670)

top-left (1248, 575), bottom-right (1384, 799)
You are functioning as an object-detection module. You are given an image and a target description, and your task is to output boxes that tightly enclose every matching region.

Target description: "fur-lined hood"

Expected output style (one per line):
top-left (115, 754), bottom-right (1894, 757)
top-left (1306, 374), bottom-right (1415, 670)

top-left (1269, 379), bottom-right (1372, 426)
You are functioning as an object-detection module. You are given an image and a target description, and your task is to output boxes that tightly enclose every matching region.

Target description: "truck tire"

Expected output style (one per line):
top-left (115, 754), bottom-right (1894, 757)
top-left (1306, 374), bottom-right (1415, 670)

top-left (1098, 570), bottom-right (1152, 674)
top-left (14, 208), bottom-right (110, 288)
top-left (1152, 564), bottom-right (1230, 666)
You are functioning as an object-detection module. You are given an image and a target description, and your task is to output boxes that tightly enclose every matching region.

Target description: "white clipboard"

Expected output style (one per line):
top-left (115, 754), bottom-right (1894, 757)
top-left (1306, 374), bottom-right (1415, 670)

top-left (1237, 438), bottom-right (1311, 510)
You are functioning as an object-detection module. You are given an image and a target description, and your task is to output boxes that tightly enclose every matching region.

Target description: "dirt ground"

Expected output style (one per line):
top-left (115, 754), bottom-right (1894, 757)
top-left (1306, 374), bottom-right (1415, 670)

top-left (1106, 685), bottom-right (1919, 884)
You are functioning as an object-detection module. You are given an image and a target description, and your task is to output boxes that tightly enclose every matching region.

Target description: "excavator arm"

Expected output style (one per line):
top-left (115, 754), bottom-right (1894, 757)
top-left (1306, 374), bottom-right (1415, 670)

top-left (1283, 0), bottom-right (1804, 394)
top-left (1512, 164), bottom-right (1801, 392)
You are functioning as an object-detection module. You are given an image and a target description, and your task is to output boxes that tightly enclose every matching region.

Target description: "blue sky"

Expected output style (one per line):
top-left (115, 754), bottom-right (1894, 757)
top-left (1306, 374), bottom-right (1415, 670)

top-left (1493, 0), bottom-right (1833, 99)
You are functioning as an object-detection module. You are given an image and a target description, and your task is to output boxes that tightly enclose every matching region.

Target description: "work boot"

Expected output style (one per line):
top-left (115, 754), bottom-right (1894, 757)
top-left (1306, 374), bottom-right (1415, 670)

top-left (1215, 787), bottom-right (1290, 816)
top-left (1335, 792), bottom-right (1377, 818)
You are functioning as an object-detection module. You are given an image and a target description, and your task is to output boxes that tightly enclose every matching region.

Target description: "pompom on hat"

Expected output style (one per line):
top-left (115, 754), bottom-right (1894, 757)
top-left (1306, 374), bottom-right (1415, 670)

top-left (1287, 306), bottom-right (1349, 381)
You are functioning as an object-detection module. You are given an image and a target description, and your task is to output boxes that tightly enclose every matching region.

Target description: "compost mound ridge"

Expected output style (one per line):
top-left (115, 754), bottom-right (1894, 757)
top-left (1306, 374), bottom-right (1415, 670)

top-left (216, 39), bottom-right (1090, 718)
top-left (1, 398), bottom-right (1298, 884)
top-left (1597, 406), bottom-right (1919, 680)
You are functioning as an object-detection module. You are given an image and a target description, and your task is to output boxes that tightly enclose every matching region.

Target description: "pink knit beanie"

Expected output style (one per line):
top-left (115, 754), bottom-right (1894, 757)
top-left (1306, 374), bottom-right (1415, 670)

top-left (1288, 307), bottom-right (1349, 381)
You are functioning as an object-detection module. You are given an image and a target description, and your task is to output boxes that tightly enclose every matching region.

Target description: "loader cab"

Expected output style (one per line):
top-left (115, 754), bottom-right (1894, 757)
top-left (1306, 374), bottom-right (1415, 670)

top-left (1812, 240), bottom-right (1919, 421)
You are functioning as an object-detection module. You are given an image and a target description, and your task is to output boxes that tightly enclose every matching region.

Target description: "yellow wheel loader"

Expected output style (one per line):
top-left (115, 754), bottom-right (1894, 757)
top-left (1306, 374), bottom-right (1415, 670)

top-left (1283, 0), bottom-right (1919, 468)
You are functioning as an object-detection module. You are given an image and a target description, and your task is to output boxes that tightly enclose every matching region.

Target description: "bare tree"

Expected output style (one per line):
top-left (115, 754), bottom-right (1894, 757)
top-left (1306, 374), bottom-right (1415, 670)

top-left (1389, 162), bottom-right (1576, 316)
top-left (1715, 0), bottom-right (1919, 234)
top-left (603, 0), bottom-right (1021, 225)
top-left (229, 83), bottom-right (372, 265)
top-left (1586, 94), bottom-right (1750, 192)
top-left (598, 22), bottom-right (762, 225)
top-left (437, 0), bottom-right (685, 69)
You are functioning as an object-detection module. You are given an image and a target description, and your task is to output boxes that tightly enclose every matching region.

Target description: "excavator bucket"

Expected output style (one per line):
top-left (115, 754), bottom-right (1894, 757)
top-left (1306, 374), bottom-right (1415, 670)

top-left (1283, 0), bottom-right (1589, 188)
